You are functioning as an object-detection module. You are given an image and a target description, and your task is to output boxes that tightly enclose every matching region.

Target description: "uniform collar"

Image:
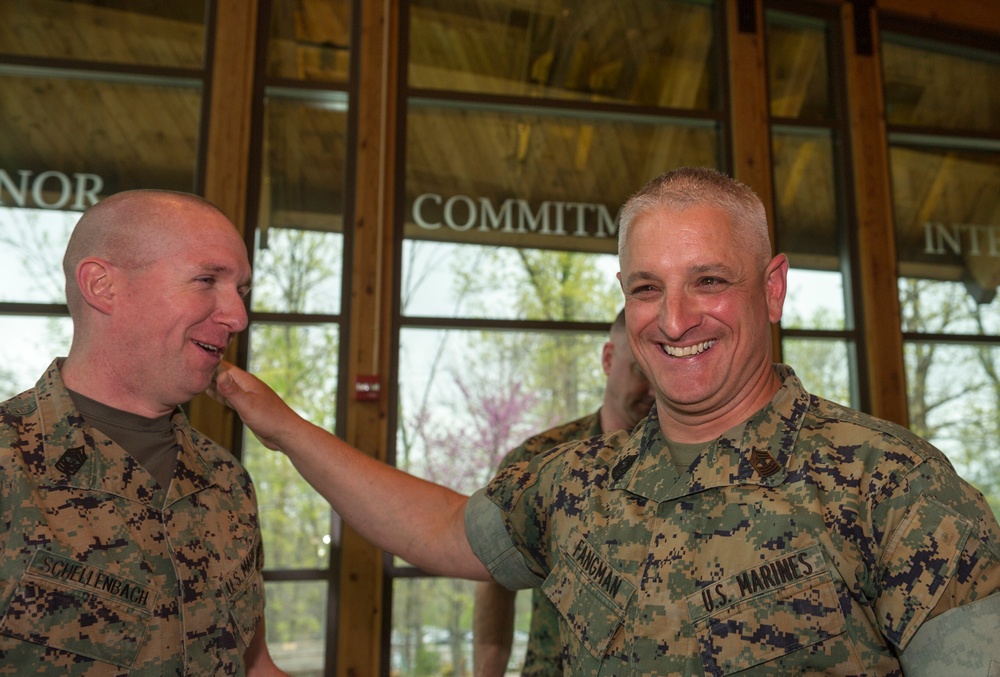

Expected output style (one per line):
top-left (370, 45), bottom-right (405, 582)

top-left (34, 359), bottom-right (215, 508)
top-left (610, 364), bottom-right (810, 502)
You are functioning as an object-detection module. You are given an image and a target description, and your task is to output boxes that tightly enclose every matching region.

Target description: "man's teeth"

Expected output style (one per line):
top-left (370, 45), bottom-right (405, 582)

top-left (195, 341), bottom-right (220, 353)
top-left (663, 340), bottom-right (717, 357)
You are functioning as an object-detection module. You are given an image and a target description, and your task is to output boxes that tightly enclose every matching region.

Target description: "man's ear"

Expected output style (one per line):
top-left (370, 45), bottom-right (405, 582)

top-left (76, 257), bottom-right (116, 315)
top-left (601, 340), bottom-right (615, 376)
top-left (765, 253), bottom-right (789, 324)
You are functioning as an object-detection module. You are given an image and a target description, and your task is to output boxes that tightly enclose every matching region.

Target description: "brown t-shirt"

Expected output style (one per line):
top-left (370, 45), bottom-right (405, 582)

top-left (67, 390), bottom-right (179, 489)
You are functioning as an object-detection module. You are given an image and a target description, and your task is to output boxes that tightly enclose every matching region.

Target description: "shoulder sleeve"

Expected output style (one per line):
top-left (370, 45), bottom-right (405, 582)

top-left (464, 488), bottom-right (544, 590)
top-left (873, 458), bottom-right (1000, 650)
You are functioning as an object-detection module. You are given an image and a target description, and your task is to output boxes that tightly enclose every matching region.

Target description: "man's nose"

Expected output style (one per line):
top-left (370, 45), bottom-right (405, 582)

top-left (659, 290), bottom-right (699, 339)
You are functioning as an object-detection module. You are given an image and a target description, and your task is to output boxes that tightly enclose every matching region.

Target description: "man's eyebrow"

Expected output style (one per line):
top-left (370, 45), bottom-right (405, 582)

top-left (691, 262), bottom-right (734, 275)
top-left (623, 271), bottom-right (657, 286)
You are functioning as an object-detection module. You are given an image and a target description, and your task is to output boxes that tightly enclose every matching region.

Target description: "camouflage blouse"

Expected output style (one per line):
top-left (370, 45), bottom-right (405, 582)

top-left (0, 360), bottom-right (265, 675)
top-left (467, 365), bottom-right (1000, 676)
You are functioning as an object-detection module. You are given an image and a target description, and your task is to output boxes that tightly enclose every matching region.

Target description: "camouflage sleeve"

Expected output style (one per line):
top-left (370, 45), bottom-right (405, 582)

top-left (871, 456), bottom-right (1000, 650)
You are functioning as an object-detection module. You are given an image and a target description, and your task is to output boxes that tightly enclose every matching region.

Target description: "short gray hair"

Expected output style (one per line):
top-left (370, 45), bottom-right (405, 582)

top-left (618, 167), bottom-right (772, 270)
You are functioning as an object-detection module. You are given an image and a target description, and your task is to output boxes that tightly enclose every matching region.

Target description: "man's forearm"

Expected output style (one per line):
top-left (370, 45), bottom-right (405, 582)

top-left (281, 416), bottom-right (487, 578)
top-left (473, 580), bottom-right (517, 677)
top-left (217, 364), bottom-right (489, 580)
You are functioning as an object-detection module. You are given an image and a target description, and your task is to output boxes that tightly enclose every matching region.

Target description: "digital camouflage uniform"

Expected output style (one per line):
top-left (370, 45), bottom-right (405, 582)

top-left (465, 365), bottom-right (1000, 676)
top-left (494, 410), bottom-right (603, 677)
top-left (0, 360), bottom-right (265, 676)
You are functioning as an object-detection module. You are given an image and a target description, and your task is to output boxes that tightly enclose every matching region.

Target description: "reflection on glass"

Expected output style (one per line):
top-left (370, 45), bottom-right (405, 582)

top-left (0, 207), bottom-right (77, 304)
top-left (245, 324), bottom-right (338, 569)
top-left (405, 105), bottom-right (719, 252)
top-left (766, 12), bottom-right (831, 120)
top-left (2, 76), bottom-right (201, 198)
top-left (771, 128), bottom-right (839, 267)
top-left (255, 96), bottom-right (348, 314)
top-left (2, 1), bottom-right (206, 67)
top-left (883, 34), bottom-right (1000, 134)
top-left (391, 577), bottom-right (480, 677)
top-left (903, 341), bottom-right (1000, 521)
top-left (780, 338), bottom-right (853, 408)
top-left (265, 581), bottom-right (328, 677)
top-left (0, 316), bottom-right (73, 400)
top-left (401, 240), bottom-right (620, 320)
top-left (782, 269), bottom-right (845, 330)
top-left (268, 0), bottom-right (351, 83)
top-left (408, 0), bottom-right (718, 109)
top-left (397, 328), bottom-right (608, 490)
top-left (890, 145), bottom-right (1000, 304)
top-left (261, 95), bottom-right (349, 220)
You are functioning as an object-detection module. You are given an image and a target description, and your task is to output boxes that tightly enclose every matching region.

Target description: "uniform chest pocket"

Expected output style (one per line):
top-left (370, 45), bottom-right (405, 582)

top-left (0, 550), bottom-right (155, 668)
top-left (690, 570), bottom-right (852, 676)
top-left (542, 530), bottom-right (634, 668)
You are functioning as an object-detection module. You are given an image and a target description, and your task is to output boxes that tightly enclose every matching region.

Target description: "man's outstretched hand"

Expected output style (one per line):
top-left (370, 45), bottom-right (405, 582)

top-left (210, 361), bottom-right (297, 452)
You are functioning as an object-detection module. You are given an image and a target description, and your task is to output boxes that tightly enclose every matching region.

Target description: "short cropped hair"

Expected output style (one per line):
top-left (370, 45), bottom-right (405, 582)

top-left (617, 167), bottom-right (772, 270)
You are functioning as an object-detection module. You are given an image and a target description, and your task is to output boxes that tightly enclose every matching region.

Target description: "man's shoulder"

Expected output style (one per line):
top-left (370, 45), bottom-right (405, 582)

top-left (499, 411), bottom-right (601, 468)
top-left (177, 416), bottom-right (253, 478)
top-left (486, 424), bottom-right (634, 514)
top-left (0, 386), bottom-right (41, 417)
top-left (803, 395), bottom-right (945, 464)
top-left (0, 388), bottom-right (45, 452)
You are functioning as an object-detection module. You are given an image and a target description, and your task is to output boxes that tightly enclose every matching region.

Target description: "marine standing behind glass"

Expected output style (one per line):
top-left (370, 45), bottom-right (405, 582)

top-left (0, 190), bottom-right (287, 676)
top-left (215, 167), bottom-right (1000, 676)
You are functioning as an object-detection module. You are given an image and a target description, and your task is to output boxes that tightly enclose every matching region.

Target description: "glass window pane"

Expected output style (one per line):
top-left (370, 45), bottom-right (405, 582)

top-left (408, 0), bottom-right (719, 109)
top-left (772, 129), bottom-right (850, 332)
top-left (268, 0), bottom-right (351, 83)
top-left (256, 96), bottom-right (348, 314)
top-left (899, 279), bottom-right (1000, 336)
top-left (252, 228), bottom-right (344, 314)
top-left (883, 34), bottom-right (1000, 134)
top-left (1, 75), bottom-right (201, 198)
top-left (245, 324), bottom-right (338, 569)
top-left (265, 580), bottom-right (328, 677)
top-left (890, 145), bottom-right (1000, 307)
top-left (405, 105), bottom-right (719, 253)
top-left (397, 328), bottom-right (608, 491)
top-left (903, 341), bottom-right (1000, 522)
top-left (0, 207), bottom-right (76, 304)
top-left (0, 316), bottom-right (72, 400)
top-left (783, 269), bottom-right (846, 330)
top-left (771, 128), bottom-right (840, 265)
top-left (401, 241), bottom-right (620, 321)
top-left (1, 1), bottom-right (206, 68)
top-left (766, 13), bottom-right (831, 120)
top-left (391, 577), bottom-right (477, 677)
top-left (780, 338), bottom-right (854, 408)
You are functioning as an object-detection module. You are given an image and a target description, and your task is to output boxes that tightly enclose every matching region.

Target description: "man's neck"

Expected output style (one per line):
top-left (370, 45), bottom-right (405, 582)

top-left (656, 368), bottom-right (783, 444)
top-left (60, 355), bottom-right (174, 418)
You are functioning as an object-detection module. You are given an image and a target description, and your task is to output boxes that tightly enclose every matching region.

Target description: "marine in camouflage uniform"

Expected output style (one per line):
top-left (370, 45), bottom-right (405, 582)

top-left (493, 411), bottom-right (602, 676)
top-left (465, 365), bottom-right (1000, 676)
top-left (0, 361), bottom-right (265, 676)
